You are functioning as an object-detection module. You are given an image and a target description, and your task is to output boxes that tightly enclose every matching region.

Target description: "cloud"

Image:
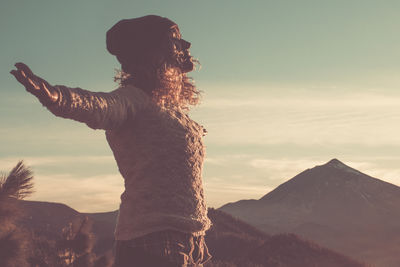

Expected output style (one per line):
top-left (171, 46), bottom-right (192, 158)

top-left (204, 154), bottom-right (251, 166)
top-left (192, 87), bottom-right (400, 147)
top-left (0, 155), bottom-right (114, 168)
top-left (201, 93), bottom-right (400, 110)
top-left (204, 180), bottom-right (273, 208)
top-left (28, 173), bottom-right (124, 213)
top-left (249, 158), bottom-right (321, 171)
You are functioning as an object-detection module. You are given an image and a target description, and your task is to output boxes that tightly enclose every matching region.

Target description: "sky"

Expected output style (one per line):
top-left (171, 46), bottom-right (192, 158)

top-left (1, 0), bottom-right (400, 212)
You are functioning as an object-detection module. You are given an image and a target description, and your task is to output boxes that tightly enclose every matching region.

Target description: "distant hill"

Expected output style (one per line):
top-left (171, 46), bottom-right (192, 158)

top-left (19, 200), bottom-right (80, 240)
top-left (17, 200), bottom-right (365, 266)
top-left (220, 158), bottom-right (400, 267)
top-left (206, 208), bottom-right (365, 267)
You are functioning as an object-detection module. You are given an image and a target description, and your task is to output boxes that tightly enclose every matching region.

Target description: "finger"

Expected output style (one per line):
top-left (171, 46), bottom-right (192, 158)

top-left (15, 62), bottom-right (35, 77)
top-left (16, 72), bottom-right (31, 88)
top-left (10, 69), bottom-right (25, 83)
top-left (37, 77), bottom-right (52, 89)
top-left (12, 70), bottom-right (35, 91)
top-left (15, 65), bottom-right (29, 80)
top-left (40, 81), bottom-right (55, 101)
top-left (20, 70), bottom-right (27, 78)
top-left (41, 80), bottom-right (51, 92)
top-left (27, 77), bottom-right (41, 90)
top-left (15, 68), bottom-right (40, 90)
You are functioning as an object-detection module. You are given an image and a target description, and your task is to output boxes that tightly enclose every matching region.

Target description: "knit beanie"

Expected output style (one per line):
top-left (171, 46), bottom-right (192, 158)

top-left (106, 15), bottom-right (177, 66)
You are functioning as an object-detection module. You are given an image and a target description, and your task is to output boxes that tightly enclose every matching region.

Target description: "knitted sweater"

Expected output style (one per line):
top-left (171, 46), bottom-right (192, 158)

top-left (46, 84), bottom-right (211, 240)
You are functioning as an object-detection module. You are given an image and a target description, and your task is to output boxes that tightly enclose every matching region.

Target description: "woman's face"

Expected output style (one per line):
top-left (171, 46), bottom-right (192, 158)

top-left (169, 26), bottom-right (194, 73)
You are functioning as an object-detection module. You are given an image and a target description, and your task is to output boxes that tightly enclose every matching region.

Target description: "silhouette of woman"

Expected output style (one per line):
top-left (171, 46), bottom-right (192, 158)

top-left (11, 15), bottom-right (212, 267)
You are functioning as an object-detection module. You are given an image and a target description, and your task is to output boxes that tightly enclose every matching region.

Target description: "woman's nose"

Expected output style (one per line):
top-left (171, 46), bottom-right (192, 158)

top-left (181, 39), bottom-right (191, 49)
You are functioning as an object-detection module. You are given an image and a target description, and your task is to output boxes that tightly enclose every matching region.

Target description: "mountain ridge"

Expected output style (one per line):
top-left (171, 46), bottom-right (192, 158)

top-left (17, 199), bottom-right (366, 267)
top-left (220, 158), bottom-right (400, 267)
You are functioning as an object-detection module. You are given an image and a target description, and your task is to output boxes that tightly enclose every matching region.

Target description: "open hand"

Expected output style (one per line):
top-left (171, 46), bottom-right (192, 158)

top-left (10, 62), bottom-right (58, 104)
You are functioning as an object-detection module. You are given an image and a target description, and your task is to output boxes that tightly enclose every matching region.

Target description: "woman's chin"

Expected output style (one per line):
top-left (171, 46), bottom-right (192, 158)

top-left (181, 60), bottom-right (194, 73)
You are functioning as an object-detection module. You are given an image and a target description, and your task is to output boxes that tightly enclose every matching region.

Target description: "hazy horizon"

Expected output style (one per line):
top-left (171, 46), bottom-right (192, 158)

top-left (2, 0), bottom-right (400, 212)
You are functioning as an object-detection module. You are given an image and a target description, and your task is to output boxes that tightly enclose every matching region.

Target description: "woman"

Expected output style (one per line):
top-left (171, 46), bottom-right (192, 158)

top-left (11, 15), bottom-right (211, 267)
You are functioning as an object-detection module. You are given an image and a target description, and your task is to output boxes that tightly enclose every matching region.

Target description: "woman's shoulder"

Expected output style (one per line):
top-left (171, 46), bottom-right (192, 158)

top-left (114, 85), bottom-right (152, 110)
top-left (115, 84), bottom-right (148, 97)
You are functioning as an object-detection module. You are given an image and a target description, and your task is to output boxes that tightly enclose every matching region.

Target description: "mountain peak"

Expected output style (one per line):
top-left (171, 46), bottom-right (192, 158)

top-left (326, 158), bottom-right (348, 168)
top-left (326, 158), bottom-right (343, 165)
top-left (322, 158), bottom-right (361, 175)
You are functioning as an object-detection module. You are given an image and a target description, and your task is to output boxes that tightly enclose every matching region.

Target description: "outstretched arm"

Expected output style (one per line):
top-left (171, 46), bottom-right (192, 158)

top-left (11, 62), bottom-right (146, 130)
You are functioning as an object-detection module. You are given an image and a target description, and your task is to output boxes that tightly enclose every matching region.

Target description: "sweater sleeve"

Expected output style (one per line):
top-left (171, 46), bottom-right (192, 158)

top-left (45, 85), bottom-right (148, 130)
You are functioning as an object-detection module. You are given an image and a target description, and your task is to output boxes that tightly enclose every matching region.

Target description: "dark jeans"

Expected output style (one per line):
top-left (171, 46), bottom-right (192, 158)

top-left (114, 230), bottom-right (211, 267)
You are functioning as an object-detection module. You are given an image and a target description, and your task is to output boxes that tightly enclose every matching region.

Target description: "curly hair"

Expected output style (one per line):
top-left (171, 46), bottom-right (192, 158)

top-left (115, 60), bottom-right (201, 111)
